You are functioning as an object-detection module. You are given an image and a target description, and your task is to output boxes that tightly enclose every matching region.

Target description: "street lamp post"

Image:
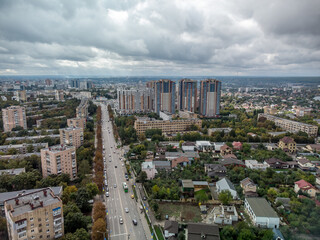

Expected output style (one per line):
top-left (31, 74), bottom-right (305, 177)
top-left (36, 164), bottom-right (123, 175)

top-left (97, 230), bottom-right (107, 240)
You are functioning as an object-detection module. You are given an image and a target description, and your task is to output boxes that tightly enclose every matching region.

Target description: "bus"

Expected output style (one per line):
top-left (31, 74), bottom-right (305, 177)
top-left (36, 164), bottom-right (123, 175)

top-left (123, 182), bottom-right (128, 193)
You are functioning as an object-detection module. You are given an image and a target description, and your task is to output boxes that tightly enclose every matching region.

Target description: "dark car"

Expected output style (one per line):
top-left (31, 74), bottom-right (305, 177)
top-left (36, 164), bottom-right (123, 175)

top-left (132, 219), bottom-right (137, 225)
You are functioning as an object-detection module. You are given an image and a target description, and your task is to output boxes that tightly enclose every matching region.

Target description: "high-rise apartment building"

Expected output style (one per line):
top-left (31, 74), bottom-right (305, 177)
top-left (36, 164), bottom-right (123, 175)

top-left (59, 127), bottom-right (84, 149)
top-left (41, 145), bottom-right (77, 180)
top-left (154, 79), bottom-right (176, 114)
top-left (14, 90), bottom-right (27, 102)
top-left (117, 88), bottom-right (154, 114)
top-left (199, 79), bottom-right (221, 117)
top-left (4, 188), bottom-right (64, 240)
top-left (55, 90), bottom-right (64, 101)
top-left (70, 79), bottom-right (80, 88)
top-left (67, 117), bottom-right (86, 129)
top-left (2, 106), bottom-right (27, 132)
top-left (178, 79), bottom-right (197, 112)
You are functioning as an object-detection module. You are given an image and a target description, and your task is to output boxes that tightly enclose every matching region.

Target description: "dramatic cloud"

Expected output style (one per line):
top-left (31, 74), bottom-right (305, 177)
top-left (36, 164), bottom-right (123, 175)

top-left (0, 0), bottom-right (319, 76)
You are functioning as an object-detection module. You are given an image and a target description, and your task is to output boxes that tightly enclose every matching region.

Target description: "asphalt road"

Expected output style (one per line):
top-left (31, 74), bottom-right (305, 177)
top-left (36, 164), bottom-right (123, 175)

top-left (100, 103), bottom-right (148, 240)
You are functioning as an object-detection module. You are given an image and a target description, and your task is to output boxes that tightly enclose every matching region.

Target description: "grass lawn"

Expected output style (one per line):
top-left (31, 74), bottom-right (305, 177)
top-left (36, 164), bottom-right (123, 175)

top-left (306, 155), bottom-right (320, 161)
top-left (154, 225), bottom-right (165, 240)
top-left (158, 203), bottom-right (202, 222)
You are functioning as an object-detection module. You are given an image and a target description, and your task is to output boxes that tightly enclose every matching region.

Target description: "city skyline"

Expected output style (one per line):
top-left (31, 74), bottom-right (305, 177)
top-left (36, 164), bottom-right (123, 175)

top-left (0, 1), bottom-right (319, 76)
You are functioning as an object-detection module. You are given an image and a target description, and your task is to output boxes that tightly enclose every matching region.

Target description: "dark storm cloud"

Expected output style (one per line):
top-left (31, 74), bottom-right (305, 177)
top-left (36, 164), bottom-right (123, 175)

top-left (0, 0), bottom-right (319, 75)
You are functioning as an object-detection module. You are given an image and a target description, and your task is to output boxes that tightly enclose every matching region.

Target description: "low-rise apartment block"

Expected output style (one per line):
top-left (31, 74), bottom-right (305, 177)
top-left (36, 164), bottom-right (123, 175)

top-left (2, 106), bottom-right (27, 132)
top-left (245, 197), bottom-right (280, 229)
top-left (76, 99), bottom-right (88, 118)
top-left (4, 188), bottom-right (64, 240)
top-left (41, 145), bottom-right (77, 180)
top-left (67, 117), bottom-right (86, 129)
top-left (134, 117), bottom-right (202, 135)
top-left (258, 114), bottom-right (318, 136)
top-left (0, 143), bottom-right (48, 155)
top-left (59, 127), bottom-right (83, 149)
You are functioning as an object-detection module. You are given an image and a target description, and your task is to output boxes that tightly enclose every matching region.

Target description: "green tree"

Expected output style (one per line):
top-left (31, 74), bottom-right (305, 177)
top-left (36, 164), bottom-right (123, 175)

top-left (75, 188), bottom-right (91, 212)
top-left (64, 228), bottom-right (90, 240)
top-left (220, 226), bottom-right (236, 240)
top-left (195, 190), bottom-right (209, 203)
top-left (86, 182), bottom-right (99, 199)
top-left (218, 190), bottom-right (233, 205)
top-left (64, 212), bottom-right (91, 233)
top-left (238, 229), bottom-right (255, 240)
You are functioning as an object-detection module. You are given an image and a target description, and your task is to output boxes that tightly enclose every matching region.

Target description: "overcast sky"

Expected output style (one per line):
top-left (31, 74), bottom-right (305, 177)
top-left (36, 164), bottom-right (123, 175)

top-left (0, 0), bottom-right (319, 76)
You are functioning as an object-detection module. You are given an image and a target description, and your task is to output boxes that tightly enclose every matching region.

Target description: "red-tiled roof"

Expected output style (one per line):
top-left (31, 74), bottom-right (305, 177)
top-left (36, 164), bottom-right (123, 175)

top-left (280, 136), bottom-right (295, 144)
top-left (295, 179), bottom-right (314, 189)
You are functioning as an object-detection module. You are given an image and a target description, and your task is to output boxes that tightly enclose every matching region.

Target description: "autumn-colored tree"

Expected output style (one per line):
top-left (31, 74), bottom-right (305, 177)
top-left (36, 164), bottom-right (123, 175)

top-left (62, 185), bottom-right (78, 204)
top-left (92, 218), bottom-right (107, 240)
top-left (93, 201), bottom-right (106, 222)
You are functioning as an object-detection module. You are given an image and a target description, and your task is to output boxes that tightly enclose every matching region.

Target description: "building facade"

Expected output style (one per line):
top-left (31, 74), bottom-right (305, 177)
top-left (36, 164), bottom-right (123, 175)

top-left (258, 114), bottom-right (318, 136)
top-left (59, 127), bottom-right (83, 149)
top-left (117, 88), bottom-right (154, 114)
top-left (134, 117), bottom-right (202, 135)
top-left (55, 90), bottom-right (64, 101)
top-left (4, 188), bottom-right (64, 240)
top-left (40, 145), bottom-right (77, 180)
top-left (2, 106), bottom-right (27, 132)
top-left (199, 79), bottom-right (221, 117)
top-left (76, 99), bottom-right (88, 118)
top-left (178, 79), bottom-right (197, 112)
top-left (67, 118), bottom-right (86, 129)
top-left (154, 79), bottom-right (176, 114)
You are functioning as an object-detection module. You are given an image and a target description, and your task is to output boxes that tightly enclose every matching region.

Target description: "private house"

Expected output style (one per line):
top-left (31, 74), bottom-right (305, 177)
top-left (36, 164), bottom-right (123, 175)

top-left (181, 142), bottom-right (196, 152)
top-left (245, 160), bottom-right (268, 170)
top-left (297, 158), bottom-right (315, 171)
top-left (240, 178), bottom-right (258, 197)
top-left (274, 197), bottom-right (291, 209)
top-left (193, 181), bottom-right (209, 192)
top-left (219, 158), bottom-right (245, 167)
top-left (181, 180), bottom-right (194, 197)
top-left (305, 144), bottom-right (320, 153)
top-left (294, 179), bottom-right (317, 197)
top-left (232, 141), bottom-right (242, 150)
top-left (164, 220), bottom-right (178, 239)
top-left (263, 158), bottom-right (292, 169)
top-left (216, 178), bottom-right (238, 199)
top-left (187, 223), bottom-right (220, 240)
top-left (213, 142), bottom-right (225, 153)
top-left (244, 197), bottom-right (280, 229)
top-left (141, 162), bottom-right (158, 180)
top-left (154, 160), bottom-right (171, 171)
top-left (223, 153), bottom-right (237, 159)
top-left (165, 151), bottom-right (199, 161)
top-left (196, 141), bottom-right (213, 152)
top-left (220, 144), bottom-right (232, 156)
top-left (278, 137), bottom-right (296, 153)
top-left (213, 205), bottom-right (238, 225)
top-left (204, 164), bottom-right (227, 179)
top-left (171, 156), bottom-right (190, 168)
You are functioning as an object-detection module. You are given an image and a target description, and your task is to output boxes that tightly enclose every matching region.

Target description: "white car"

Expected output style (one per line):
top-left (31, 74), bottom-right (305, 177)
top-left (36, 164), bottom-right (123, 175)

top-left (125, 208), bottom-right (129, 213)
top-left (119, 217), bottom-right (123, 224)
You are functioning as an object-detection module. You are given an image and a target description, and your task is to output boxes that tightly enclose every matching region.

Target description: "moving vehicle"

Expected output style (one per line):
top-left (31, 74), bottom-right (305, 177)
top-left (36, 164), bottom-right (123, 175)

top-left (119, 217), bottom-right (123, 224)
top-left (125, 208), bottom-right (129, 213)
top-left (105, 192), bottom-right (109, 197)
top-left (132, 219), bottom-right (137, 225)
top-left (114, 184), bottom-right (117, 188)
top-left (131, 194), bottom-right (134, 199)
top-left (123, 182), bottom-right (128, 193)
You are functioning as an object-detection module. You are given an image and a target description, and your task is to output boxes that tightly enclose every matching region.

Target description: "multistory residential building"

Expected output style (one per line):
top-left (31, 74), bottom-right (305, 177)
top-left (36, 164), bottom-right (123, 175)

top-left (40, 145), bottom-right (77, 180)
top-left (67, 118), bottom-right (86, 129)
top-left (134, 117), bottom-right (202, 135)
top-left (14, 90), bottom-right (27, 102)
top-left (4, 188), bottom-right (64, 240)
top-left (153, 79), bottom-right (176, 114)
top-left (45, 79), bottom-right (53, 86)
top-left (117, 88), bottom-right (154, 114)
top-left (199, 79), bottom-right (221, 117)
top-left (178, 79), bottom-right (197, 112)
top-left (59, 127), bottom-right (83, 149)
top-left (76, 99), bottom-right (88, 118)
top-left (258, 114), bottom-right (318, 136)
top-left (2, 106), bottom-right (27, 132)
top-left (55, 90), bottom-right (64, 101)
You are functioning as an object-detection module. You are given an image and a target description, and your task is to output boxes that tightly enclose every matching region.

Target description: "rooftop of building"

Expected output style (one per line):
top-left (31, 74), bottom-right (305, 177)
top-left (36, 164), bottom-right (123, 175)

top-left (0, 168), bottom-right (25, 176)
top-left (43, 144), bottom-right (75, 153)
top-left (245, 197), bottom-right (278, 218)
top-left (280, 136), bottom-right (295, 144)
top-left (5, 188), bottom-right (61, 217)
top-left (60, 126), bottom-right (83, 131)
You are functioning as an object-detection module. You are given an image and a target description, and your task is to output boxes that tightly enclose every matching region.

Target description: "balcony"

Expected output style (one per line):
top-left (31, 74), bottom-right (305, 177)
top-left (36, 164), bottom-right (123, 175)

top-left (16, 222), bottom-right (27, 230)
top-left (54, 233), bottom-right (63, 239)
